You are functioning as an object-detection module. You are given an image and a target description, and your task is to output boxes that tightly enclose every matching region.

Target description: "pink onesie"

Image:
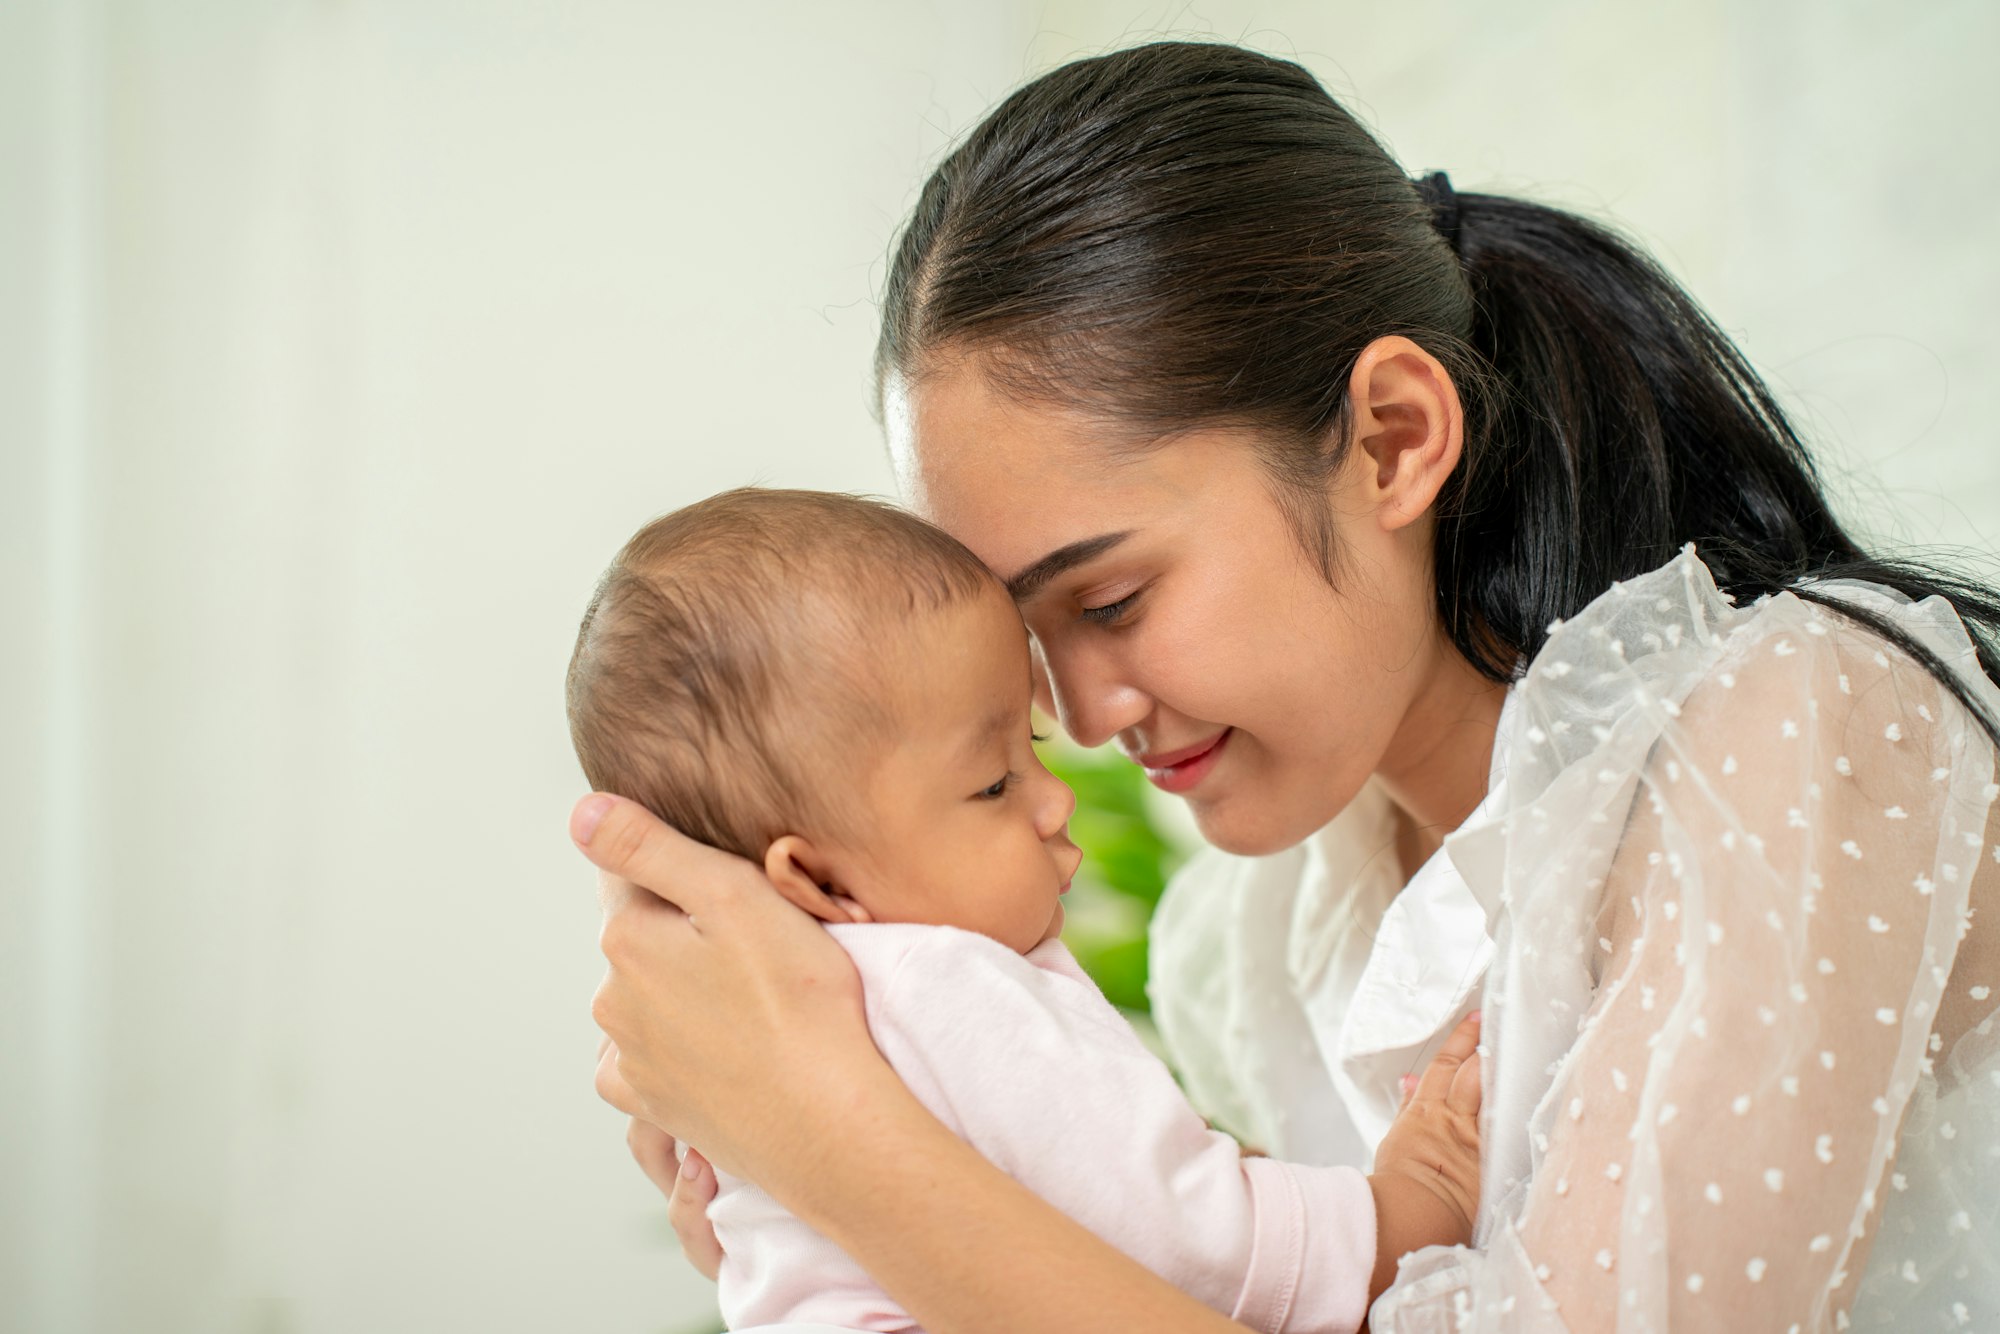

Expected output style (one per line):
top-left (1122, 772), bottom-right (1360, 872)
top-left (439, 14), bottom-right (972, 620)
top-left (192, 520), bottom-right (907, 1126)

top-left (706, 922), bottom-right (1376, 1333)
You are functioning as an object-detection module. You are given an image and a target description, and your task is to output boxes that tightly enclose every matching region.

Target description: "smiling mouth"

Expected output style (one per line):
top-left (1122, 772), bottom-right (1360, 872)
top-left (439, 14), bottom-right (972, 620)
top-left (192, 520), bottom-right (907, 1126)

top-left (1137, 729), bottom-right (1229, 771)
top-left (1135, 728), bottom-right (1232, 794)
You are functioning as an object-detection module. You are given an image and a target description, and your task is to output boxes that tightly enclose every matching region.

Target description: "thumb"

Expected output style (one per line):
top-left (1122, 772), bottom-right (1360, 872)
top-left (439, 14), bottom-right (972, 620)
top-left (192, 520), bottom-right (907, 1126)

top-left (572, 793), bottom-right (747, 915)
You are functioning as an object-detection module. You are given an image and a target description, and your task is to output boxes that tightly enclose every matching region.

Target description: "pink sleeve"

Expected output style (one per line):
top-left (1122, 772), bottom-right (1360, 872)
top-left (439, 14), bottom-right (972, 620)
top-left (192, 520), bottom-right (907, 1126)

top-left (860, 926), bottom-right (1376, 1333)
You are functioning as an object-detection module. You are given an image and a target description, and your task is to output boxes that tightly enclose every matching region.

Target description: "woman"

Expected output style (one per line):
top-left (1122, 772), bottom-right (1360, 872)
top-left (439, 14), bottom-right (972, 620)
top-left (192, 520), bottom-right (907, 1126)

top-left (583, 43), bottom-right (2000, 1331)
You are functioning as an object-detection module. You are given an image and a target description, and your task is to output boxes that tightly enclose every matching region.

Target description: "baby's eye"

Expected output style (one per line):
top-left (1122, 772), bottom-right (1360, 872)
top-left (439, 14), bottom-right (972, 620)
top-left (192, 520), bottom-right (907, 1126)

top-left (975, 773), bottom-right (1017, 800)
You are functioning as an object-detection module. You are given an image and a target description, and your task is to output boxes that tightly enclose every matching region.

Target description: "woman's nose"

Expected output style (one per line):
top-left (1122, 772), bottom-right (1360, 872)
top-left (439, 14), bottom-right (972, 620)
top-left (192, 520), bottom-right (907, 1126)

top-left (1041, 639), bottom-right (1149, 750)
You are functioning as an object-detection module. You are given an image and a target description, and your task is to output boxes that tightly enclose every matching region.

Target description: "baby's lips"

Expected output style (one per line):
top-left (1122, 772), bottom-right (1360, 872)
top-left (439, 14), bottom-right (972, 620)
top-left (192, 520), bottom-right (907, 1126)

top-left (1057, 841), bottom-right (1085, 889)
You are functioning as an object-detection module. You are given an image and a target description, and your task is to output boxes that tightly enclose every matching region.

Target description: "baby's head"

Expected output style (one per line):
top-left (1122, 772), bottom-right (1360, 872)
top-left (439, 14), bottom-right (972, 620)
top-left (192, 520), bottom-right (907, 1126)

top-left (567, 488), bottom-right (1081, 953)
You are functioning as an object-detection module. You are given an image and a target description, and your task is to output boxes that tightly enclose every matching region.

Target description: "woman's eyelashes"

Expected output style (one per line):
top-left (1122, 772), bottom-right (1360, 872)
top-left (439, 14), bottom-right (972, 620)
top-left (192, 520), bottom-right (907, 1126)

top-left (1078, 585), bottom-right (1144, 626)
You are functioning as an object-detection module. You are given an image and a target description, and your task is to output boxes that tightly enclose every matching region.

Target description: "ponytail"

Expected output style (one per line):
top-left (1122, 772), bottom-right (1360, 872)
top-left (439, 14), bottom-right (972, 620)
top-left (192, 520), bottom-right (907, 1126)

top-left (1440, 191), bottom-right (2000, 741)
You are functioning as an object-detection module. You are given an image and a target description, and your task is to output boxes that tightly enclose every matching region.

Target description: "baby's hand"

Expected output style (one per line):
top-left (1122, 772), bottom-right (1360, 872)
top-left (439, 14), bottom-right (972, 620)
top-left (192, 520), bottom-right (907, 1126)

top-left (1364, 1012), bottom-right (1483, 1300)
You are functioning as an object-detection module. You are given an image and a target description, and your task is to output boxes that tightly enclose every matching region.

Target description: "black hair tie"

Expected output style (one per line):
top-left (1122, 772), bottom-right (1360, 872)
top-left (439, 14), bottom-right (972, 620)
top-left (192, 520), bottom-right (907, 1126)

top-left (1414, 171), bottom-right (1462, 257)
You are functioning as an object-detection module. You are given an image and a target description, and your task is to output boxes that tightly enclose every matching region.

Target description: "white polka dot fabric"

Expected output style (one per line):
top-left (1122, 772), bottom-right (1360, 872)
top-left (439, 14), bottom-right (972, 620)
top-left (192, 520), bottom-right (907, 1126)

top-left (1189, 548), bottom-right (2000, 1332)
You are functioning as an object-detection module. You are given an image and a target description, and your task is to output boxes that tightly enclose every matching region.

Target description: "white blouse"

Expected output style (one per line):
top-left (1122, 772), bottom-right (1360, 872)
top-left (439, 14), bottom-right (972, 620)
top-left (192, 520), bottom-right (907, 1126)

top-left (1148, 547), bottom-right (2000, 1332)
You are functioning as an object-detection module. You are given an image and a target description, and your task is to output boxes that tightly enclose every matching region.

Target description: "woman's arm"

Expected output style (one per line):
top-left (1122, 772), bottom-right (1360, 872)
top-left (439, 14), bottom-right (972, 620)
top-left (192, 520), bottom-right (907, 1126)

top-left (738, 1066), bottom-right (1249, 1333)
top-left (580, 796), bottom-right (1247, 1334)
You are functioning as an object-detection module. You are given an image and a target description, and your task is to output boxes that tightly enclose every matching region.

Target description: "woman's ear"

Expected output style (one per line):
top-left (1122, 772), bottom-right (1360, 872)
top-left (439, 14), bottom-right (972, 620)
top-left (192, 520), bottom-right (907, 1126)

top-left (763, 836), bottom-right (872, 925)
top-left (1342, 334), bottom-right (1464, 532)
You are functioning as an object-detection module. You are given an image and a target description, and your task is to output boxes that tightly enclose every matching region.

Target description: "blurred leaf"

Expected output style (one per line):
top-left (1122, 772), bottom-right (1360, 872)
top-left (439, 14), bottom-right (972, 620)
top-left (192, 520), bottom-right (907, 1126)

top-left (1070, 934), bottom-right (1151, 1012)
top-left (1040, 741), bottom-right (1190, 1014)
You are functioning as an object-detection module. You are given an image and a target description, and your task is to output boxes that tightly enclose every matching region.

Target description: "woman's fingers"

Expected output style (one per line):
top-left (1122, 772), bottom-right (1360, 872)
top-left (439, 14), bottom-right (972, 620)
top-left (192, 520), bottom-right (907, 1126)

top-left (573, 793), bottom-right (742, 916)
top-left (624, 1119), bottom-right (724, 1281)
top-left (575, 791), bottom-right (874, 1180)
top-left (626, 1116), bottom-right (680, 1197)
top-left (670, 1147), bottom-right (724, 1281)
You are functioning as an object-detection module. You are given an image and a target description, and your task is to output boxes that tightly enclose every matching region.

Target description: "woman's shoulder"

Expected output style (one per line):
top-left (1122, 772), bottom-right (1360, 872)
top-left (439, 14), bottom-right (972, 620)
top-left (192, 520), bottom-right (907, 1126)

top-left (1528, 545), bottom-right (1981, 671)
top-left (1513, 546), bottom-right (1995, 781)
top-left (1471, 547), bottom-right (2000, 937)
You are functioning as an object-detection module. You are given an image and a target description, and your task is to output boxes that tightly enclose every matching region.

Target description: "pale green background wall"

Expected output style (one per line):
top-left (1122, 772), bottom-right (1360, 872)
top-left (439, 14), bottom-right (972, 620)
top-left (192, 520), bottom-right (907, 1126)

top-left (3, 3), bottom-right (1993, 1332)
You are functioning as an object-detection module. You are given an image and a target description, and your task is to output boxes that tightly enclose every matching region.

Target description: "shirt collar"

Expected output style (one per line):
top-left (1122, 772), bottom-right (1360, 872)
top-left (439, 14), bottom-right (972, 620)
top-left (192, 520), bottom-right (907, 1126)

top-left (1335, 686), bottom-right (1518, 1068)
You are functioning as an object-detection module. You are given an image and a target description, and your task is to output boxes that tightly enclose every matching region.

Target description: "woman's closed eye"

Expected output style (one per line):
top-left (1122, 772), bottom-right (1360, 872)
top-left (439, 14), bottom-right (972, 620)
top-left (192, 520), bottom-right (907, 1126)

top-left (1078, 586), bottom-right (1144, 626)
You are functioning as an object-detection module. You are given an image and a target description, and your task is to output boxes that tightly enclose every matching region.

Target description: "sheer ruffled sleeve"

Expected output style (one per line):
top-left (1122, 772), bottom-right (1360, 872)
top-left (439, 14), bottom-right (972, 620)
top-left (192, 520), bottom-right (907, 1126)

top-left (1371, 551), bottom-right (2000, 1333)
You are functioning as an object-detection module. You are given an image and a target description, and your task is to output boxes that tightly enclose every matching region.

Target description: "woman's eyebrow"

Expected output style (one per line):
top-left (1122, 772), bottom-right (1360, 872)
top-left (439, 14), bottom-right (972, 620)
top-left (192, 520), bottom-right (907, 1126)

top-left (1003, 532), bottom-right (1131, 602)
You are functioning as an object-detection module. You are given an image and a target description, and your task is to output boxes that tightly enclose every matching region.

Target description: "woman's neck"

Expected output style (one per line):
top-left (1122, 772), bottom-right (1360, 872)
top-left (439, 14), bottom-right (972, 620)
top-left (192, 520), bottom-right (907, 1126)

top-left (1373, 642), bottom-right (1509, 882)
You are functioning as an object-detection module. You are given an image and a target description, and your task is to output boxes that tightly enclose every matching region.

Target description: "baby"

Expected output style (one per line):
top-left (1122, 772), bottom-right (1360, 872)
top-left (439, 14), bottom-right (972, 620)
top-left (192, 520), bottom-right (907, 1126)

top-left (566, 488), bottom-right (1482, 1334)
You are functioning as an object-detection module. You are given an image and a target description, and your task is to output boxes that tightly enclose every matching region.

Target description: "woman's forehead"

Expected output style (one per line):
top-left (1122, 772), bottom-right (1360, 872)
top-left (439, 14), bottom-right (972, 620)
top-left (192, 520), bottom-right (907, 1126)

top-left (893, 374), bottom-right (1279, 586)
top-left (891, 367), bottom-right (1143, 510)
top-left (894, 394), bottom-right (1137, 576)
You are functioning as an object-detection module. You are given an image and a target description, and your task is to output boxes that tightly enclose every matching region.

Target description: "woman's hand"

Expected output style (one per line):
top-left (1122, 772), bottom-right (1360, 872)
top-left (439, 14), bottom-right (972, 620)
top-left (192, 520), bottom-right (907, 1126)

top-left (580, 793), bottom-right (1250, 1333)
top-left (578, 793), bottom-right (878, 1182)
top-left (598, 1026), bottom-right (726, 1280)
top-left (628, 1115), bottom-right (724, 1280)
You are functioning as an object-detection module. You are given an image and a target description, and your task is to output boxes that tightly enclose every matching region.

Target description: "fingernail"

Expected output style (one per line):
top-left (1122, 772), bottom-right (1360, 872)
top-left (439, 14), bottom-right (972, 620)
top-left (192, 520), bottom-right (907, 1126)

top-left (679, 1154), bottom-right (702, 1180)
top-left (572, 794), bottom-right (614, 846)
top-left (1468, 1009), bottom-right (1483, 1023)
top-left (1401, 1075), bottom-right (1418, 1093)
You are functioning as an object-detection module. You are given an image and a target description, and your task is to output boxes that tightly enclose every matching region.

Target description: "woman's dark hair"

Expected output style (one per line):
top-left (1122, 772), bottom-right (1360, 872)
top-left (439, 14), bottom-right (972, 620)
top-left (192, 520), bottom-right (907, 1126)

top-left (876, 40), bottom-right (2000, 744)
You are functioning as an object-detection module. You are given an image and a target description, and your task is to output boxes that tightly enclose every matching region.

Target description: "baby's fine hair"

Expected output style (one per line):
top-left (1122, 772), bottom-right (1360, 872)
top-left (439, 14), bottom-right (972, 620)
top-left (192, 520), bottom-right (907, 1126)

top-left (566, 488), bottom-right (997, 860)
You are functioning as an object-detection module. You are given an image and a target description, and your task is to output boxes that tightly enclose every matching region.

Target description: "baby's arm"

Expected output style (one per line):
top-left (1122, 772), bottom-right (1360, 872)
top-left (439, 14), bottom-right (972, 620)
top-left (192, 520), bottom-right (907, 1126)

top-left (863, 928), bottom-right (1472, 1333)
top-left (1222, 1017), bottom-right (1485, 1298)
top-left (1365, 1015), bottom-right (1485, 1299)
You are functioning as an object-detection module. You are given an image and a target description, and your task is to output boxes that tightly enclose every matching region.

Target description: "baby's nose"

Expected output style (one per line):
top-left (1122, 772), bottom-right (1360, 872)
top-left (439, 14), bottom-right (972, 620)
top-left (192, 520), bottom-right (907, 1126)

top-left (1039, 772), bottom-right (1078, 829)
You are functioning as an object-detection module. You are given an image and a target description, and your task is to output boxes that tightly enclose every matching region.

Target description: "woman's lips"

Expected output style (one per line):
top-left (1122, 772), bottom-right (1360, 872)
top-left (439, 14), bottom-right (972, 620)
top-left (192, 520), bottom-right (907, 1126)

top-left (1137, 728), bottom-right (1232, 794)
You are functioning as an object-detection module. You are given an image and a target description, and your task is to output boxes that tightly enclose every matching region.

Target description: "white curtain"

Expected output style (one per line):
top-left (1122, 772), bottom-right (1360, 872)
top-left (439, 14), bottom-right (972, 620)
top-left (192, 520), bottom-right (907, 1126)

top-left (2, 3), bottom-right (1993, 1333)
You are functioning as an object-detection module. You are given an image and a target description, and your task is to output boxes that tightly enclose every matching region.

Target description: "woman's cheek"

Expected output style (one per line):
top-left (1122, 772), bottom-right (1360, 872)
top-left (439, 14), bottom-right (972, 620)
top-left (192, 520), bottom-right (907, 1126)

top-left (1124, 617), bottom-right (1214, 721)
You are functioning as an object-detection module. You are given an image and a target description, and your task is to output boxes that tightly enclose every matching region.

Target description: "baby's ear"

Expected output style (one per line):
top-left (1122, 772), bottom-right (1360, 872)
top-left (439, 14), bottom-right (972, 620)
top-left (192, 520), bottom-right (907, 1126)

top-left (763, 836), bottom-right (871, 925)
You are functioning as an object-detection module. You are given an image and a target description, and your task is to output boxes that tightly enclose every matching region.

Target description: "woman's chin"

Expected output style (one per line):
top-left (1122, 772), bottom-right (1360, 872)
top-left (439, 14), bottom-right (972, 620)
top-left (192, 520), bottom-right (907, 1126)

top-left (1185, 791), bottom-right (1329, 858)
